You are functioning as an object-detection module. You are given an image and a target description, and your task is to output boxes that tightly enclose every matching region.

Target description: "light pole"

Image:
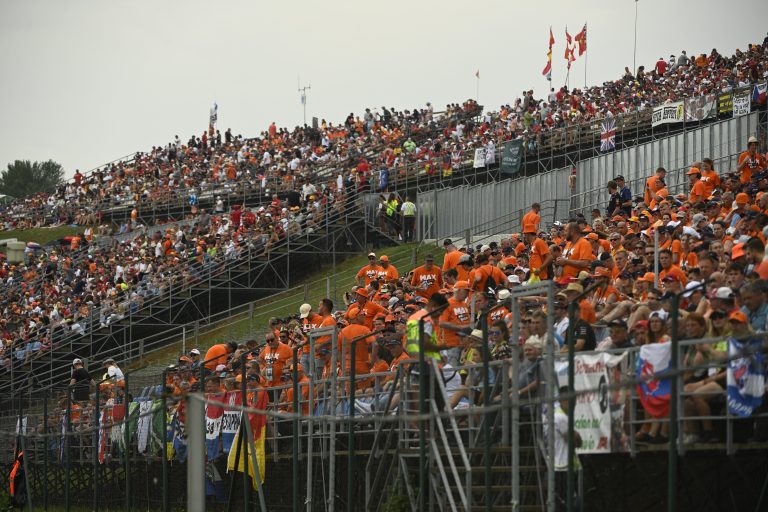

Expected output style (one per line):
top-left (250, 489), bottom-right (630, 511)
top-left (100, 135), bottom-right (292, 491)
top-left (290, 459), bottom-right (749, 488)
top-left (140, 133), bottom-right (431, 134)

top-left (298, 81), bottom-right (311, 126)
top-left (633, 0), bottom-right (639, 75)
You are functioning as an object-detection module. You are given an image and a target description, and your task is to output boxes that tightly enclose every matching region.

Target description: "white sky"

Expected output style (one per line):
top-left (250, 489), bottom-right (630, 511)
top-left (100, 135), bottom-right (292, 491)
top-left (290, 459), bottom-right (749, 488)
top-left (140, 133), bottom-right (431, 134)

top-left (1, 0), bottom-right (767, 178)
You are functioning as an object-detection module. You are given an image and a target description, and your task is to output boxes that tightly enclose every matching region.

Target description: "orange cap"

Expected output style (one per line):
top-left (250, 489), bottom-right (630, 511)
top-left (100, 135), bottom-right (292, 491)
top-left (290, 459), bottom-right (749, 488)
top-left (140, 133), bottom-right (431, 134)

top-left (592, 266), bottom-right (612, 278)
top-left (355, 288), bottom-right (368, 298)
top-left (736, 193), bottom-right (750, 204)
top-left (639, 272), bottom-right (656, 283)
top-left (380, 255), bottom-right (389, 262)
top-left (586, 232), bottom-right (599, 241)
top-left (454, 280), bottom-right (471, 290)
top-left (728, 310), bottom-right (748, 324)
top-left (686, 167), bottom-right (701, 175)
top-left (731, 243), bottom-right (745, 260)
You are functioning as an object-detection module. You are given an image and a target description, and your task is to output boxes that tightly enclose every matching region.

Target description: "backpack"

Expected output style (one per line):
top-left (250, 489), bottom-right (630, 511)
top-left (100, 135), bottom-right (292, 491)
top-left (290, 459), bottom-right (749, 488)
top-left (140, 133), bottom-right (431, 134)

top-left (9, 450), bottom-right (26, 508)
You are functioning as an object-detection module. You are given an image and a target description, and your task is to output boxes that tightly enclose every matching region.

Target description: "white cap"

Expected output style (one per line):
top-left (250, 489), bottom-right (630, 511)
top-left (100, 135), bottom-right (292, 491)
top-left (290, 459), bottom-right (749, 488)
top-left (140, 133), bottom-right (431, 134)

top-left (666, 220), bottom-right (681, 228)
top-left (682, 226), bottom-right (700, 239)
top-left (507, 275), bottom-right (521, 284)
top-left (368, 252), bottom-right (376, 258)
top-left (299, 303), bottom-right (312, 319)
top-left (72, 358), bottom-right (82, 366)
top-left (714, 287), bottom-right (734, 299)
top-left (480, 245), bottom-right (491, 253)
top-left (683, 281), bottom-right (702, 298)
top-left (215, 364), bottom-right (227, 372)
top-left (190, 348), bottom-right (200, 355)
top-left (497, 289), bottom-right (511, 300)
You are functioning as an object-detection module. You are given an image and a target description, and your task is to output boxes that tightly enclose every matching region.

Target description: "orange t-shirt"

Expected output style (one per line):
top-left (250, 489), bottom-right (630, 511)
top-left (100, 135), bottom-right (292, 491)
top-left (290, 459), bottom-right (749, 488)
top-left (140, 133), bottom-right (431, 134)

top-left (644, 175), bottom-right (665, 205)
top-left (354, 301), bottom-right (387, 330)
top-left (700, 170), bottom-right (720, 197)
top-left (659, 265), bottom-right (688, 286)
top-left (376, 265), bottom-right (399, 281)
top-left (522, 210), bottom-right (541, 232)
top-left (204, 344), bottom-right (230, 371)
top-left (738, 151), bottom-right (767, 184)
top-left (338, 324), bottom-right (373, 374)
top-left (579, 299), bottom-right (597, 325)
top-left (689, 180), bottom-right (706, 204)
top-left (356, 264), bottom-right (384, 285)
top-left (442, 250), bottom-right (462, 273)
top-left (528, 238), bottom-right (551, 279)
top-left (469, 264), bottom-right (506, 293)
top-left (314, 315), bottom-right (337, 354)
top-left (410, 265), bottom-right (443, 298)
top-left (562, 238), bottom-right (593, 278)
top-left (440, 298), bottom-right (471, 347)
top-left (258, 342), bottom-right (292, 386)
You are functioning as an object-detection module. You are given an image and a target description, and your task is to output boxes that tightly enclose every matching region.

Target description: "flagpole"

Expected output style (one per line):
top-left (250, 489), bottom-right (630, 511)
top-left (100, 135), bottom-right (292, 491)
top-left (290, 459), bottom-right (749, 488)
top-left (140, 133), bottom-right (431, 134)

top-left (476, 74), bottom-right (480, 102)
top-left (584, 23), bottom-right (588, 89)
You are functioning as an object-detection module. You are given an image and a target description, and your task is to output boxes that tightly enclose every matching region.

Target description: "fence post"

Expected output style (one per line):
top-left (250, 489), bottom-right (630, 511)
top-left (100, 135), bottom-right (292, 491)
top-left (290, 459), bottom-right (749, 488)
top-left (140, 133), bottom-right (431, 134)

top-left (93, 385), bottom-right (100, 511)
top-left (124, 373), bottom-right (131, 512)
top-left (43, 391), bottom-right (49, 512)
top-left (186, 394), bottom-right (206, 512)
top-left (161, 370), bottom-right (169, 512)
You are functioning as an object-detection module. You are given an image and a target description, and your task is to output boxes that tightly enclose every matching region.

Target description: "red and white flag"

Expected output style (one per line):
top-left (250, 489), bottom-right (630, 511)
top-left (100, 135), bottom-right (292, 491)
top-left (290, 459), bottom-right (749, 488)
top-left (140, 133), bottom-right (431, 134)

top-left (574, 24), bottom-right (587, 56)
top-left (541, 27), bottom-right (555, 79)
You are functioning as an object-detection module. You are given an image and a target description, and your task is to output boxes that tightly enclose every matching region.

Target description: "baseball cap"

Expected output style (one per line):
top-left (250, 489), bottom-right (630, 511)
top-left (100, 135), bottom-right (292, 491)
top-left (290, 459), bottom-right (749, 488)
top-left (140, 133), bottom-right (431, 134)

top-left (731, 243), bottom-right (745, 260)
top-left (497, 289), bottom-right (511, 301)
top-left (638, 272), bottom-right (656, 283)
top-left (586, 232), bottom-right (599, 241)
top-left (614, 175), bottom-right (625, 181)
top-left (480, 245), bottom-right (490, 253)
top-left (379, 255), bottom-right (389, 262)
top-left (454, 280), bottom-right (471, 290)
top-left (355, 288), bottom-right (368, 298)
top-left (215, 364), bottom-right (227, 373)
top-left (190, 348), bottom-right (201, 355)
top-left (713, 287), bottom-right (735, 300)
top-left (458, 254), bottom-right (472, 265)
top-left (367, 252), bottom-right (376, 258)
top-left (728, 310), bottom-right (748, 324)
top-left (632, 320), bottom-right (649, 330)
top-left (686, 167), bottom-right (701, 175)
top-left (683, 281), bottom-right (702, 298)
top-left (72, 358), bottom-right (83, 366)
top-left (607, 320), bottom-right (628, 329)
top-left (735, 193), bottom-right (750, 204)
top-left (299, 303), bottom-right (312, 319)
top-left (507, 275), bottom-right (521, 284)
top-left (443, 239), bottom-right (453, 246)
top-left (592, 266), bottom-right (612, 279)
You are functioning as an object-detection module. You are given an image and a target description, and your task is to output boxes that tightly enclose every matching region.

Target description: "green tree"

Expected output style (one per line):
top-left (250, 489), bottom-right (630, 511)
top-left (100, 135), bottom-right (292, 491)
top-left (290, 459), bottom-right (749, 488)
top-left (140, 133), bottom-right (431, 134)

top-left (0, 160), bottom-right (65, 198)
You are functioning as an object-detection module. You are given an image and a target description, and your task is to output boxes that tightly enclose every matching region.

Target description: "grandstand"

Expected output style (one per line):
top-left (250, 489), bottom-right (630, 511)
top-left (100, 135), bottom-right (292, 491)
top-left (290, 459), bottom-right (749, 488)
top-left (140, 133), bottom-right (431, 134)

top-left (1, 35), bottom-right (768, 512)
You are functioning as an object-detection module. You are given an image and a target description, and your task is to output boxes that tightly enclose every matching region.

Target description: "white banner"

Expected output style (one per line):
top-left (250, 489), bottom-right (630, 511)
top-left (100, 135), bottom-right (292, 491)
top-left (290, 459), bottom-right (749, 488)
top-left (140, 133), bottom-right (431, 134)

top-left (733, 90), bottom-right (751, 117)
top-left (473, 148), bottom-right (486, 168)
top-left (555, 352), bottom-right (627, 454)
top-left (651, 101), bottom-right (684, 127)
top-left (684, 94), bottom-right (717, 122)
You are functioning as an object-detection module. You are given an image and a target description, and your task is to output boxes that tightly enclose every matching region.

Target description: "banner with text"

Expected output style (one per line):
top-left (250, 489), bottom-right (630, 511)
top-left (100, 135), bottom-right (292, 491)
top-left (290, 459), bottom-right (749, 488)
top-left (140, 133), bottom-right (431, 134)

top-left (718, 91), bottom-right (733, 115)
top-left (733, 89), bottom-right (751, 116)
top-left (500, 139), bottom-right (524, 174)
top-left (473, 148), bottom-right (486, 168)
top-left (651, 101), bottom-right (684, 127)
top-left (556, 352), bottom-right (628, 454)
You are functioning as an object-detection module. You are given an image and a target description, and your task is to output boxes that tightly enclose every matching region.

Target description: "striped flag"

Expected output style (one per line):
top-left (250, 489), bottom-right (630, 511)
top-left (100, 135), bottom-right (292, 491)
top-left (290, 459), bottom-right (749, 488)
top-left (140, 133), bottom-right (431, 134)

top-left (542, 27), bottom-right (554, 80)
top-left (227, 390), bottom-right (269, 487)
top-left (636, 343), bottom-right (671, 418)
top-left (727, 337), bottom-right (766, 417)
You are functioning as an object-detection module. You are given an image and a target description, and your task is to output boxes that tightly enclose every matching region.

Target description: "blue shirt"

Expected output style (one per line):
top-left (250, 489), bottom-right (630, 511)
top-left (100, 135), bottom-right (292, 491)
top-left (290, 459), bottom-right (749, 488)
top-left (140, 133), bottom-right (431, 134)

top-left (741, 302), bottom-right (768, 332)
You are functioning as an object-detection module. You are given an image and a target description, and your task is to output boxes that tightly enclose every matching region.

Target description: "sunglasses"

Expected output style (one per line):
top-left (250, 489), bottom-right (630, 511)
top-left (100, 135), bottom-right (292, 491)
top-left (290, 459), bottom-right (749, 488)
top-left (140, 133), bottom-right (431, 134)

top-left (489, 330), bottom-right (502, 335)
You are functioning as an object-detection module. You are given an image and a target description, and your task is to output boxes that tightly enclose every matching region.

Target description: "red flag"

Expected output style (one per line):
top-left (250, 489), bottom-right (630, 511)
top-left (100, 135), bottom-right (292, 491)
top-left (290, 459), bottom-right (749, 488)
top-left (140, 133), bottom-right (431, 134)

top-left (575, 24), bottom-right (587, 56)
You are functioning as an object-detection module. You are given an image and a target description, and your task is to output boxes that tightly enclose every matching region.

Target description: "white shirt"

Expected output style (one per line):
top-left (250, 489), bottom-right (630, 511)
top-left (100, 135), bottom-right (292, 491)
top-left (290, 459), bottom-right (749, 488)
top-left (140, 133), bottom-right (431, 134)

top-left (107, 365), bottom-right (125, 382)
top-left (555, 316), bottom-right (569, 341)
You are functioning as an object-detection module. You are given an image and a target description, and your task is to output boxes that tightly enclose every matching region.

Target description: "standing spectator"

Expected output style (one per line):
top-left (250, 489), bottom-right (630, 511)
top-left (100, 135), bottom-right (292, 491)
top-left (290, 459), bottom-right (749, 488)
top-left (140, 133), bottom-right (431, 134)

top-left (556, 222), bottom-right (594, 279)
top-left (687, 167), bottom-right (706, 204)
top-left (410, 254), bottom-right (444, 299)
top-left (441, 239), bottom-right (462, 274)
top-left (737, 136), bottom-right (767, 184)
top-left (103, 358), bottom-right (124, 383)
top-left (606, 181), bottom-right (622, 218)
top-left (644, 167), bottom-right (667, 206)
top-left (69, 358), bottom-right (94, 402)
top-left (400, 196), bottom-right (416, 242)
top-left (356, 253), bottom-right (383, 287)
top-left (614, 175), bottom-right (632, 216)
top-left (522, 203), bottom-right (542, 233)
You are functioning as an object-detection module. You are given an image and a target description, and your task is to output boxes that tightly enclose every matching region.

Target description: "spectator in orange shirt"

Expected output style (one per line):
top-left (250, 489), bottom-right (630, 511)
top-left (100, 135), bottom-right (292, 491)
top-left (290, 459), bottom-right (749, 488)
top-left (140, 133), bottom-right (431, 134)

top-left (700, 158), bottom-right (720, 197)
top-left (356, 252), bottom-right (383, 286)
top-left (522, 203), bottom-right (541, 233)
top-left (687, 167), bottom-right (707, 204)
top-left (737, 136), bottom-right (766, 184)
top-left (469, 253), bottom-right (507, 294)
top-left (556, 222), bottom-right (594, 279)
top-left (377, 255), bottom-right (399, 281)
top-left (658, 248), bottom-right (688, 286)
top-left (644, 167), bottom-right (667, 205)
top-left (441, 239), bottom-right (462, 274)
top-left (257, 333), bottom-right (292, 392)
top-left (204, 341), bottom-right (238, 372)
top-left (439, 280), bottom-right (472, 366)
top-left (338, 308), bottom-right (374, 388)
top-left (410, 254), bottom-right (444, 299)
top-left (351, 288), bottom-right (387, 329)
top-left (524, 227), bottom-right (553, 280)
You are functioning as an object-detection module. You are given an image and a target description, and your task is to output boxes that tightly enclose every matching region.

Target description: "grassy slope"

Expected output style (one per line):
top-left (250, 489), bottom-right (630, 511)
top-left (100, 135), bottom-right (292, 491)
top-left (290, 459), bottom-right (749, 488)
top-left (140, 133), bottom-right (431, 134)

top-left (131, 241), bottom-right (443, 370)
top-left (0, 225), bottom-right (85, 245)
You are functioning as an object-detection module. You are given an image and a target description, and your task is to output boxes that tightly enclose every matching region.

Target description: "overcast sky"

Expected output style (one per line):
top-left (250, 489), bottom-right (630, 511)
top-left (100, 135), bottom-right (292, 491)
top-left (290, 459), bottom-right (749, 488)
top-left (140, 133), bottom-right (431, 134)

top-left (1, 0), bottom-right (766, 178)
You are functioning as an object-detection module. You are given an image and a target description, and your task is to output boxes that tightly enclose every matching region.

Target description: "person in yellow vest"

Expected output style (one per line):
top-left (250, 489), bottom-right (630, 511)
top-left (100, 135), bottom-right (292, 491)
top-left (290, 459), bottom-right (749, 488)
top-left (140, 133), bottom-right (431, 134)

top-left (401, 196), bottom-right (416, 242)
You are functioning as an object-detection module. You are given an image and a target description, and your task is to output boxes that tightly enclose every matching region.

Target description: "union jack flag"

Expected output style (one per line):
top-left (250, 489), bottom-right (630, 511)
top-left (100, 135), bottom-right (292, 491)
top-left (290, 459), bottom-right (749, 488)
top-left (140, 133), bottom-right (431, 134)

top-left (600, 118), bottom-right (616, 152)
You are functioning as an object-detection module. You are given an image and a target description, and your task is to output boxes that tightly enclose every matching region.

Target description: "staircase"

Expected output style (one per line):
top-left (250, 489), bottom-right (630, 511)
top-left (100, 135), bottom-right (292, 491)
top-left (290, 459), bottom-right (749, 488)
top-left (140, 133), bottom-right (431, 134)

top-left (2, 204), bottom-right (402, 400)
top-left (365, 361), bottom-right (548, 512)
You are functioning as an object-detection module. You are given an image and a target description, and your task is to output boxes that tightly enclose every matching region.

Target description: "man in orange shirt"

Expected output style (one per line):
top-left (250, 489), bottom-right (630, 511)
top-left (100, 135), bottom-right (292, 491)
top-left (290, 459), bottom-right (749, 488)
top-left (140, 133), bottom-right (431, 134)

top-left (338, 308), bottom-right (374, 389)
top-left (410, 254), bottom-right (444, 299)
top-left (556, 222), bottom-right (594, 279)
top-left (469, 253), bottom-right (507, 293)
top-left (522, 203), bottom-right (541, 233)
top-left (644, 167), bottom-right (667, 205)
top-left (441, 239), bottom-right (462, 274)
top-left (356, 252), bottom-right (383, 286)
top-left (351, 288), bottom-right (387, 329)
top-left (439, 281), bottom-right (472, 366)
top-left (299, 303), bottom-right (323, 369)
top-left (687, 167), bottom-right (707, 204)
top-left (258, 332), bottom-right (292, 394)
top-left (524, 228), bottom-right (552, 280)
top-left (314, 298), bottom-right (338, 352)
top-left (658, 248), bottom-right (687, 286)
top-left (280, 364), bottom-right (310, 415)
top-left (377, 255), bottom-right (399, 281)
top-left (737, 136), bottom-right (766, 184)
top-left (204, 341), bottom-right (238, 372)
